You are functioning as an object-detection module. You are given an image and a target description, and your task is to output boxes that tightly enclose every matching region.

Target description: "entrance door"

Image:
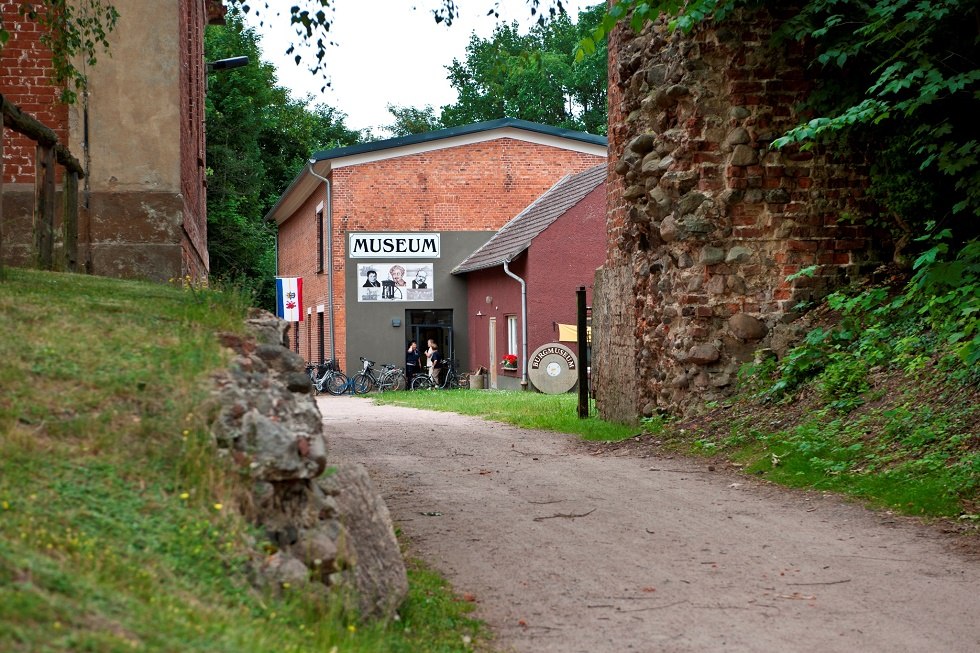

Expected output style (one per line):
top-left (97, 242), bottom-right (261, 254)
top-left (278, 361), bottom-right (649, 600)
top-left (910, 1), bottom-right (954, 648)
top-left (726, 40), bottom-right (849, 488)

top-left (407, 309), bottom-right (454, 363)
top-left (488, 317), bottom-right (497, 389)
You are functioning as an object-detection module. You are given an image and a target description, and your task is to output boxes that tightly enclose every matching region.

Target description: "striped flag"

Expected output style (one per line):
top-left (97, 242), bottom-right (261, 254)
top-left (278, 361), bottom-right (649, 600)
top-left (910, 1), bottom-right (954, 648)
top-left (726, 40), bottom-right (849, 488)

top-left (275, 277), bottom-right (303, 321)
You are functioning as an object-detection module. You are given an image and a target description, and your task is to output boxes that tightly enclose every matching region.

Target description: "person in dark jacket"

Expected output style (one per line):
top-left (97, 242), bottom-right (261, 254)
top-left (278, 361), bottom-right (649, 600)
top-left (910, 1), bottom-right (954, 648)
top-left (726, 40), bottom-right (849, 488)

top-left (405, 340), bottom-right (421, 386)
top-left (427, 341), bottom-right (442, 384)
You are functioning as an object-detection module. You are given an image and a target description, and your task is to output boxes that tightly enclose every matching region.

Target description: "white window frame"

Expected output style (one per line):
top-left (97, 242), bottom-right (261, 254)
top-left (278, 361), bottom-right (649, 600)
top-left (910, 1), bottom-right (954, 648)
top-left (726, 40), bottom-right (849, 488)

top-left (506, 315), bottom-right (518, 357)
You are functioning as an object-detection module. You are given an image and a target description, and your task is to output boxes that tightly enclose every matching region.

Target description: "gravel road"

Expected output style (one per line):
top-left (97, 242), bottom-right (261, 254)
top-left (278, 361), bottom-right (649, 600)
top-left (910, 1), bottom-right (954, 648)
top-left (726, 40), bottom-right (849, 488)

top-left (319, 396), bottom-right (980, 653)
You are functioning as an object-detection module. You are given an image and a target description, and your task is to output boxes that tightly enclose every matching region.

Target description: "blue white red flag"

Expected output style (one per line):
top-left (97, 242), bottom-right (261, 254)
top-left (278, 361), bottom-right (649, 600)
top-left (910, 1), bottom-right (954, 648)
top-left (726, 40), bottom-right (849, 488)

top-left (275, 277), bottom-right (303, 321)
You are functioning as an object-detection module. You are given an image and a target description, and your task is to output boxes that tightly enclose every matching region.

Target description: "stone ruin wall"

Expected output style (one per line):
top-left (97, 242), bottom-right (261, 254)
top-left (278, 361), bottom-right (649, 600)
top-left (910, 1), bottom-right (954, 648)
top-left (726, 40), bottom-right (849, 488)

top-left (594, 8), bottom-right (884, 422)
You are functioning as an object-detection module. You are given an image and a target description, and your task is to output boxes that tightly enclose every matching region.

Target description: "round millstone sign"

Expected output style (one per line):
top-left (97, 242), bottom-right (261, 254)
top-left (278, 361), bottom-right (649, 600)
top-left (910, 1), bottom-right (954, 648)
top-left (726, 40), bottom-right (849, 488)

top-left (528, 343), bottom-right (579, 394)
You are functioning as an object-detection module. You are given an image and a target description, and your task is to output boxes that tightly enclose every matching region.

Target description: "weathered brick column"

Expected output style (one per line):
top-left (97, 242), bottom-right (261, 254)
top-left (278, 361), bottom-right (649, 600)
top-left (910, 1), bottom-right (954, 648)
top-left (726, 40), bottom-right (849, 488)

top-left (594, 7), bottom-right (882, 421)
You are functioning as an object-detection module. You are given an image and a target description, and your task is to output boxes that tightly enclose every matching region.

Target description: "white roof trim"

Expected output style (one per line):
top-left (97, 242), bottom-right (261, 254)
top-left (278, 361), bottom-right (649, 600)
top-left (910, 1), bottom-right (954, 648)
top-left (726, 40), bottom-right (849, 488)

top-left (329, 128), bottom-right (607, 169)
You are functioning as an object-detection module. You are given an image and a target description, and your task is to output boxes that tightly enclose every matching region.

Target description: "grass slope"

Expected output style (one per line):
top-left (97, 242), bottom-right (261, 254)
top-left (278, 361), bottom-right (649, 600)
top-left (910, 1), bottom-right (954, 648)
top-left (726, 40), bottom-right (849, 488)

top-left (0, 269), bottom-right (481, 653)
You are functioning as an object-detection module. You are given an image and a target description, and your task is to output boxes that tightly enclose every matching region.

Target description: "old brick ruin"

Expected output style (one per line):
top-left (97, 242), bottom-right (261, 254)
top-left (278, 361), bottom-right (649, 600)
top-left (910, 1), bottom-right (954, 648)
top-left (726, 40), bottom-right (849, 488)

top-left (211, 310), bottom-right (407, 619)
top-left (594, 9), bottom-right (884, 422)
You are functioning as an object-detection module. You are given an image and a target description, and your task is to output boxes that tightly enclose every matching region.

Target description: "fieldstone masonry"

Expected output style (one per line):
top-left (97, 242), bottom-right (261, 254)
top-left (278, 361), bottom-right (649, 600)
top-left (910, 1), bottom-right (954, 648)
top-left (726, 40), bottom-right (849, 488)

top-left (210, 309), bottom-right (407, 619)
top-left (595, 8), bottom-right (883, 421)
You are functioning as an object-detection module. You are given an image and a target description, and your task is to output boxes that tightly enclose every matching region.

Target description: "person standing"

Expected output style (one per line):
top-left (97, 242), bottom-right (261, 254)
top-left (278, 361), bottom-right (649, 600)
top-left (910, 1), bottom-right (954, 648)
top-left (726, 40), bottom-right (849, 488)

top-left (405, 340), bottom-right (421, 386)
top-left (428, 341), bottom-right (442, 384)
top-left (424, 339), bottom-right (435, 380)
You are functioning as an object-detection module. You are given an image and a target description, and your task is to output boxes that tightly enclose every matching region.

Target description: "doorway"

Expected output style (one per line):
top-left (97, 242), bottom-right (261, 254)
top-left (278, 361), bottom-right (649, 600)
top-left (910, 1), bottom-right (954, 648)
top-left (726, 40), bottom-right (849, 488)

top-left (407, 309), bottom-right (454, 362)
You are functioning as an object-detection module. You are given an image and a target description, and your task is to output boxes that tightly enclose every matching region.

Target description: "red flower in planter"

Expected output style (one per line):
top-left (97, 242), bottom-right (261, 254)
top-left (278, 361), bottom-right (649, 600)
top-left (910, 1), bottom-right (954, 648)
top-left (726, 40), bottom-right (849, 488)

top-left (501, 354), bottom-right (518, 367)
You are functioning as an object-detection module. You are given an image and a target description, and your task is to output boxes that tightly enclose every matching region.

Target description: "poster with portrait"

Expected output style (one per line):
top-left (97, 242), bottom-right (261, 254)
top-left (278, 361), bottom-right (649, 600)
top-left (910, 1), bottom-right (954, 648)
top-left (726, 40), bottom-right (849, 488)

top-left (357, 263), bottom-right (434, 302)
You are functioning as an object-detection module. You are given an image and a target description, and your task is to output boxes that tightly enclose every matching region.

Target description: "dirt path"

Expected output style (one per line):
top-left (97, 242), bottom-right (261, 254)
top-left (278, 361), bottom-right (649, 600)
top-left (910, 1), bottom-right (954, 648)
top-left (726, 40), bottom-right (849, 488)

top-left (319, 396), bottom-right (980, 653)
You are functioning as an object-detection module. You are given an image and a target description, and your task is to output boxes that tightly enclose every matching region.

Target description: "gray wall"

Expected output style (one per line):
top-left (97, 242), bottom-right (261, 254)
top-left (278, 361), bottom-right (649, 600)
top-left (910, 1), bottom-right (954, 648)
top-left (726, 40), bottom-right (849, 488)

top-left (344, 231), bottom-right (493, 375)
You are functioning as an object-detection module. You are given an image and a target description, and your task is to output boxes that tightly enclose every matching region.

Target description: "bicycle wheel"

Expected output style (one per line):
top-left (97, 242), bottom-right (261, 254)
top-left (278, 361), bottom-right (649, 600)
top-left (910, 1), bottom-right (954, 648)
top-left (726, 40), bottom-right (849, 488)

top-left (352, 373), bottom-right (372, 394)
top-left (411, 375), bottom-right (434, 391)
top-left (325, 372), bottom-right (348, 396)
top-left (313, 370), bottom-right (331, 395)
top-left (380, 370), bottom-right (406, 392)
top-left (444, 370), bottom-right (459, 389)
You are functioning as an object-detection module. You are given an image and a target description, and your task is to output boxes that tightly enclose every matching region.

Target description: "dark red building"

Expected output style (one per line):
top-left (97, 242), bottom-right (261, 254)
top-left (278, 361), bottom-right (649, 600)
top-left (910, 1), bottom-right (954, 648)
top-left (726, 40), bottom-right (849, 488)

top-left (453, 164), bottom-right (606, 389)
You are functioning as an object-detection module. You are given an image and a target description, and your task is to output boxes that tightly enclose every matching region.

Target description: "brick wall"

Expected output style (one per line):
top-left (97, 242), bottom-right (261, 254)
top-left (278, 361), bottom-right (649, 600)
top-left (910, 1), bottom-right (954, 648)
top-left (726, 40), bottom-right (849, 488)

top-left (0, 0), bottom-right (68, 184)
top-left (277, 184), bottom-right (330, 361)
top-left (594, 8), bottom-right (884, 420)
top-left (526, 183), bottom-right (606, 353)
top-left (179, 0), bottom-right (209, 277)
top-left (462, 262), bottom-right (524, 374)
top-left (464, 184), bottom-right (606, 387)
top-left (277, 137), bottom-right (604, 367)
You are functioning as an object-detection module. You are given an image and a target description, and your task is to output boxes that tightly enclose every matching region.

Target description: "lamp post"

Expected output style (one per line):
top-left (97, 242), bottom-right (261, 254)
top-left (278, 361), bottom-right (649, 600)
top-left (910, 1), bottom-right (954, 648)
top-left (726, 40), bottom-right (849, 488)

top-left (206, 56), bottom-right (249, 72)
top-left (205, 56), bottom-right (249, 92)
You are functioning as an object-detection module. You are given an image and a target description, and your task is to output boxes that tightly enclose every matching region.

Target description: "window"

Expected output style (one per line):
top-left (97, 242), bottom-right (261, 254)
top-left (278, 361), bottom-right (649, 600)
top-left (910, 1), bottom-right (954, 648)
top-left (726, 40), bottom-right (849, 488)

top-left (315, 208), bottom-right (324, 273)
top-left (506, 315), bottom-right (518, 357)
top-left (293, 321), bottom-right (300, 352)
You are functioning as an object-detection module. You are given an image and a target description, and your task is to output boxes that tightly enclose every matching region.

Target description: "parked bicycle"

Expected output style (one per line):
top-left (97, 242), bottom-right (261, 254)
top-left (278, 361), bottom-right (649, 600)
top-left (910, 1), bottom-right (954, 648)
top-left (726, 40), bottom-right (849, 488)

top-left (377, 363), bottom-right (407, 392)
top-left (325, 370), bottom-right (369, 396)
top-left (325, 356), bottom-right (382, 395)
top-left (352, 357), bottom-right (409, 392)
top-left (410, 359), bottom-right (460, 390)
top-left (307, 359), bottom-right (340, 395)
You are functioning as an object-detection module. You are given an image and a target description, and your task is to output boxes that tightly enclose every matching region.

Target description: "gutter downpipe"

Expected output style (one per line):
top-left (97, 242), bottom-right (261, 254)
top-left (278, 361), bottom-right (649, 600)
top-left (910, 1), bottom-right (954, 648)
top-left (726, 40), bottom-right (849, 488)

top-left (502, 259), bottom-right (529, 391)
top-left (307, 162), bottom-right (336, 362)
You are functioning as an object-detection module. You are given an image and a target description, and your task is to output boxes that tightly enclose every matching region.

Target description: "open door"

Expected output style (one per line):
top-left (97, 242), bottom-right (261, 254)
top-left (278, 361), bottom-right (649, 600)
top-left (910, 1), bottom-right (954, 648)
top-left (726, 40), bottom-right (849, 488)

top-left (407, 309), bottom-right (454, 362)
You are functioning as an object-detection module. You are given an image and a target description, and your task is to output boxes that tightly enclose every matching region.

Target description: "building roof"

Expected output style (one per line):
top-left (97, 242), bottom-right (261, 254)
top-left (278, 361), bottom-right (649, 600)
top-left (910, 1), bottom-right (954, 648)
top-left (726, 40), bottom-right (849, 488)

top-left (264, 118), bottom-right (607, 226)
top-left (452, 163), bottom-right (606, 275)
top-left (310, 117), bottom-right (607, 163)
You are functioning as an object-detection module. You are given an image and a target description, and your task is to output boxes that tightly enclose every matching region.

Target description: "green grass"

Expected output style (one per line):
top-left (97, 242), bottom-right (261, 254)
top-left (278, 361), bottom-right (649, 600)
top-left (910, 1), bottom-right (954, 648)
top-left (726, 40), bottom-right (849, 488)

top-left (372, 389), bottom-right (638, 442)
top-left (661, 370), bottom-right (979, 520)
top-left (0, 268), bottom-right (483, 652)
top-left (733, 404), bottom-right (979, 517)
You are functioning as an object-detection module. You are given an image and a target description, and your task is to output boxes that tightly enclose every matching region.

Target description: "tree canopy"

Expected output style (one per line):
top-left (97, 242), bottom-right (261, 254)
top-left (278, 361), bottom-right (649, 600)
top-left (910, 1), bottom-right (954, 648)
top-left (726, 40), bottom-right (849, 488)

top-left (384, 104), bottom-right (445, 137)
top-left (384, 3), bottom-right (608, 137)
top-left (205, 12), bottom-right (362, 308)
top-left (224, 1), bottom-right (571, 92)
top-left (2, 1), bottom-right (569, 103)
top-left (440, 4), bottom-right (607, 133)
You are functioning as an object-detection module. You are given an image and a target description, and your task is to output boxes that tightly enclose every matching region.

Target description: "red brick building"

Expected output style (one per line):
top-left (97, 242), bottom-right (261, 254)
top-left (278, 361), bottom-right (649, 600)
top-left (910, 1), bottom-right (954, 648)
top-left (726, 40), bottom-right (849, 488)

top-left (266, 118), bottom-right (606, 374)
top-left (0, 0), bottom-right (223, 280)
top-left (453, 164), bottom-right (606, 389)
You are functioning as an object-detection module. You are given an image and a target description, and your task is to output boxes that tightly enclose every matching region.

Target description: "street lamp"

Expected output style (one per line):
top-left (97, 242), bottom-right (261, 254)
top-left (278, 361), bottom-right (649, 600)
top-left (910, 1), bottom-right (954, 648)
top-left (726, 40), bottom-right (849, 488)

top-left (206, 56), bottom-right (249, 72)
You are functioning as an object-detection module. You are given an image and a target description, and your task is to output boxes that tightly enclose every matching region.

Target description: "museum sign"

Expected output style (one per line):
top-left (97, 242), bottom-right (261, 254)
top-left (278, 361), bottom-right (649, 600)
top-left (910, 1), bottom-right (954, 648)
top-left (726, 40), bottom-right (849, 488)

top-left (348, 233), bottom-right (441, 258)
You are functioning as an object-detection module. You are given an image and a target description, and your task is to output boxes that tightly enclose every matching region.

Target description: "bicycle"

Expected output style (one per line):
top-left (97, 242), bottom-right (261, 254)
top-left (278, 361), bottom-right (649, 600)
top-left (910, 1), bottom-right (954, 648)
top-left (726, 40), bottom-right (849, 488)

top-left (308, 359), bottom-right (341, 395)
top-left (326, 357), bottom-right (378, 395)
top-left (324, 371), bottom-right (369, 396)
top-left (410, 359), bottom-right (460, 390)
top-left (377, 363), bottom-right (407, 392)
top-left (351, 358), bottom-right (407, 392)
